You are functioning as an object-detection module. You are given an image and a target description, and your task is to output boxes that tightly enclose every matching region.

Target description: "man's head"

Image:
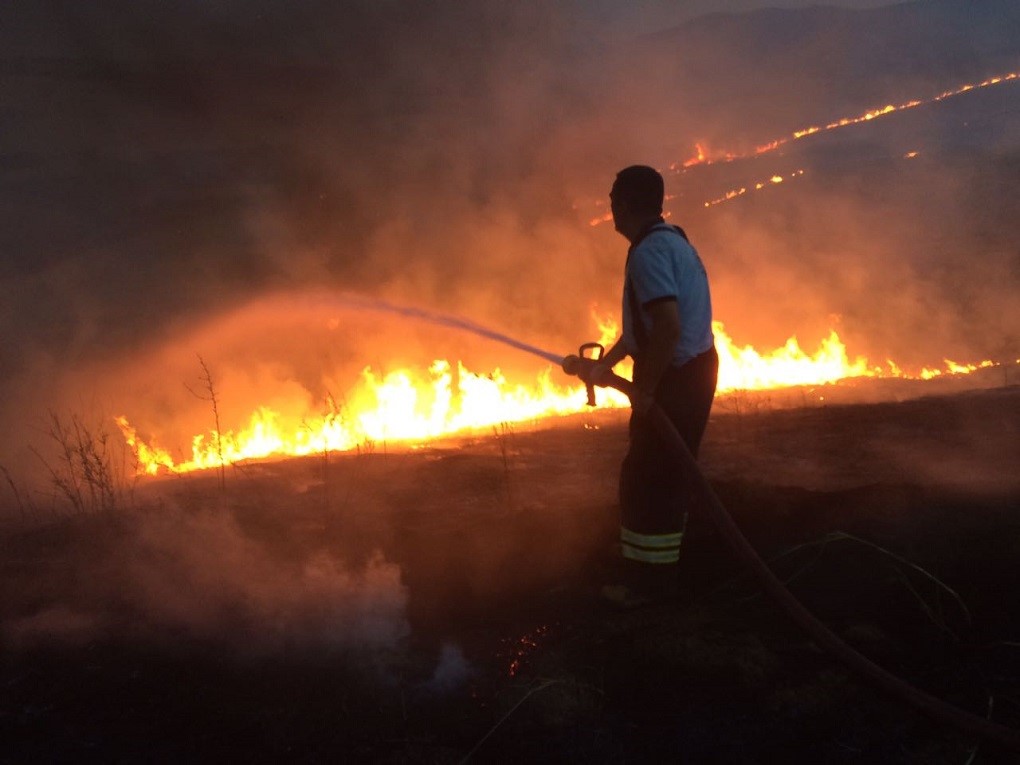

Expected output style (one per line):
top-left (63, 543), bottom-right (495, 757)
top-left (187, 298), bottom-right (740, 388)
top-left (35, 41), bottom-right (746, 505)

top-left (610, 165), bottom-right (664, 241)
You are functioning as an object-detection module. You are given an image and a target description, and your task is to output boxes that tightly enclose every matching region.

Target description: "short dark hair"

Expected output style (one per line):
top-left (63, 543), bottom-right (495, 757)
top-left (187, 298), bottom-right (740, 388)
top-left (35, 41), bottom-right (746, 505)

top-left (610, 165), bottom-right (664, 215)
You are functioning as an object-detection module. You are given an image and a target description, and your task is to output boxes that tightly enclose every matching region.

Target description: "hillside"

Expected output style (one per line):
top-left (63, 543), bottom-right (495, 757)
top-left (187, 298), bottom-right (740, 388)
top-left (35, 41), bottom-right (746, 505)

top-left (2, 386), bottom-right (1019, 761)
top-left (636, 0), bottom-right (1020, 143)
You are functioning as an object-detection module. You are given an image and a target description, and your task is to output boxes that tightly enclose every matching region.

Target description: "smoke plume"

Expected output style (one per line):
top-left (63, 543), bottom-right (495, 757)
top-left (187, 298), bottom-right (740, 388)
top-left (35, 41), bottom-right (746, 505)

top-left (1, 0), bottom-right (1017, 481)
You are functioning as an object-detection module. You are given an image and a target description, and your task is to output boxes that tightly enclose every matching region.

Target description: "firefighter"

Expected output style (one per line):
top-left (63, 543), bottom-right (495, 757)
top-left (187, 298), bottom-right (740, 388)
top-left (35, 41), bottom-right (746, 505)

top-left (585, 165), bottom-right (719, 607)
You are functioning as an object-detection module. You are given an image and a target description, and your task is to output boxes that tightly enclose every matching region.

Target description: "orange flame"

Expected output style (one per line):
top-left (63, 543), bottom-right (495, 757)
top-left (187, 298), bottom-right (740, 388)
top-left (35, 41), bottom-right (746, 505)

top-left (713, 322), bottom-right (873, 389)
top-left (703, 170), bottom-right (805, 207)
top-left (580, 71), bottom-right (1018, 225)
top-left (116, 318), bottom-right (999, 476)
top-left (675, 70), bottom-right (1019, 170)
top-left (919, 359), bottom-right (995, 380)
top-left (670, 142), bottom-right (740, 171)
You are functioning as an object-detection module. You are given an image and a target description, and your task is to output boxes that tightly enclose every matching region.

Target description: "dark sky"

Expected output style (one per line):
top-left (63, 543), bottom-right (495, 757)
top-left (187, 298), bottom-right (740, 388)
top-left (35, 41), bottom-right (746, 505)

top-left (590, 0), bottom-right (897, 30)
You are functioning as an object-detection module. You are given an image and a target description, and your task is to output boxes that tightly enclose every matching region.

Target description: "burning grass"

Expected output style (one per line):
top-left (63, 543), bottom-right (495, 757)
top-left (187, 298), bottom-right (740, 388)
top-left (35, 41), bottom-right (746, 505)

top-left (104, 308), bottom-right (1010, 480)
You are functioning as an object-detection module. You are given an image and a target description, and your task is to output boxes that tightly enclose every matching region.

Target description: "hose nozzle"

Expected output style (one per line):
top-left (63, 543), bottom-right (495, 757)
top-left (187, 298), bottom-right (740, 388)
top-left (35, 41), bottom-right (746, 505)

top-left (562, 342), bottom-right (605, 406)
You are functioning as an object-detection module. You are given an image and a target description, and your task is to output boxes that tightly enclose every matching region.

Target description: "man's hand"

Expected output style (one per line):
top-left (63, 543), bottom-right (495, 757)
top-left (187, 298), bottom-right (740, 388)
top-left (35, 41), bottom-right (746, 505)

top-left (583, 361), bottom-right (612, 387)
top-left (630, 387), bottom-right (655, 415)
top-left (562, 355), bottom-right (611, 387)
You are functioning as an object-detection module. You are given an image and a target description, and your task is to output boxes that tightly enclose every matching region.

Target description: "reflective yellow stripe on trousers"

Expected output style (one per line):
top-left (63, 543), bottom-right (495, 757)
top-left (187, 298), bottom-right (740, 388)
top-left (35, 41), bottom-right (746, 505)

top-left (620, 526), bottom-right (683, 564)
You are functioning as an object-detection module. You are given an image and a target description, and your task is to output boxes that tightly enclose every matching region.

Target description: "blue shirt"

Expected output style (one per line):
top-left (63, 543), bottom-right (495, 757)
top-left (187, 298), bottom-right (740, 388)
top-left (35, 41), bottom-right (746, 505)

top-left (622, 223), bottom-right (714, 366)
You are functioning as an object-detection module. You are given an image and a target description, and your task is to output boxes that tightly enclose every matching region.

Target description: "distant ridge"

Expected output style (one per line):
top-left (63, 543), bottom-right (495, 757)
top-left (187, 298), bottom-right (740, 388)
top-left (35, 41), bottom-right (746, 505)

top-left (633, 0), bottom-right (1020, 141)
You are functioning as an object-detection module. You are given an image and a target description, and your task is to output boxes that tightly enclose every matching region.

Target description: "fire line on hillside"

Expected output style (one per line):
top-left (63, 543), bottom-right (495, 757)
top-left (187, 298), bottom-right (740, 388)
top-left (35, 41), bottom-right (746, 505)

top-left (116, 318), bottom-right (1000, 477)
top-left (672, 70), bottom-right (1020, 171)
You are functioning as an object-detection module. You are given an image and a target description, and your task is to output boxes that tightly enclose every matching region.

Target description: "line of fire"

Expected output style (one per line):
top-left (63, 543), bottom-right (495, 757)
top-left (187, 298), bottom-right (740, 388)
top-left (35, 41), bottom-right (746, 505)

top-left (116, 314), bottom-right (1010, 477)
top-left (114, 69), bottom-right (1020, 478)
top-left (107, 70), bottom-right (1015, 479)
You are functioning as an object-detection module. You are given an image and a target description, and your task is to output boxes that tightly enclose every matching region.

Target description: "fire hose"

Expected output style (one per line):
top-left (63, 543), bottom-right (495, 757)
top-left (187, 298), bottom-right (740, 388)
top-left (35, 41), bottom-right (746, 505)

top-left (562, 348), bottom-right (1020, 752)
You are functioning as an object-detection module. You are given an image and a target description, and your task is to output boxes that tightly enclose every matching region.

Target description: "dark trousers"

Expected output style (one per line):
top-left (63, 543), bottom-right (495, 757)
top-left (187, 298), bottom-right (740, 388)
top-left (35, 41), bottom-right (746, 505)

top-left (618, 347), bottom-right (718, 561)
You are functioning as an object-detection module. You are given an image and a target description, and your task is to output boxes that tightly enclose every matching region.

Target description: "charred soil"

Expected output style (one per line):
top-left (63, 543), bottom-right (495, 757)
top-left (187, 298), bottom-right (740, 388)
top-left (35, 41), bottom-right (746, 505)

top-left (2, 386), bottom-right (1019, 763)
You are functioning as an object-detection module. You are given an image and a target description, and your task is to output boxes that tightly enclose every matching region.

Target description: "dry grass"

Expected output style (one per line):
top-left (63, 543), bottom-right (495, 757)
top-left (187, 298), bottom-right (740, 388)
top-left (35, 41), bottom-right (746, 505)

top-left (0, 463), bottom-right (31, 520)
top-left (30, 411), bottom-right (136, 516)
top-left (186, 355), bottom-right (226, 492)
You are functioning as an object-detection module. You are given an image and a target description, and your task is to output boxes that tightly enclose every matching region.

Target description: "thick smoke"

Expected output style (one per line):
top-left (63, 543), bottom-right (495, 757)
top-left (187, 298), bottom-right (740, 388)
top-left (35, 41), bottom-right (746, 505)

top-left (694, 146), bottom-right (1020, 364)
top-left (2, 500), bottom-right (409, 656)
top-left (0, 1), bottom-right (632, 481)
top-left (1, 0), bottom-right (1018, 483)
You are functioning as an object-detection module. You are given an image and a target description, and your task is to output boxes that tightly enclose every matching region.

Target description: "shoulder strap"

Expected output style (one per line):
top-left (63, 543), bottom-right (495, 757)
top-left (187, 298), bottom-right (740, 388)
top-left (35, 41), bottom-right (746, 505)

top-left (626, 221), bottom-right (688, 259)
top-left (625, 221), bottom-right (689, 351)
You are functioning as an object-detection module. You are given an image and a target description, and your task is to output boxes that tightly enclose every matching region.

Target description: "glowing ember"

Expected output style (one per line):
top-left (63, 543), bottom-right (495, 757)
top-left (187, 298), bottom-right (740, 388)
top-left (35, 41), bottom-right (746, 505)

top-left (116, 318), bottom-right (1000, 476)
top-left (503, 624), bottom-right (551, 678)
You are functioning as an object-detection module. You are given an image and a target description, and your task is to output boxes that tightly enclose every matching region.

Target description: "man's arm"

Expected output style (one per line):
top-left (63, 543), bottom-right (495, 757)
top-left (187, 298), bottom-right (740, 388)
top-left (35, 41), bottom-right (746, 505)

top-left (631, 298), bottom-right (681, 412)
top-left (600, 338), bottom-right (631, 369)
top-left (580, 336), bottom-right (630, 387)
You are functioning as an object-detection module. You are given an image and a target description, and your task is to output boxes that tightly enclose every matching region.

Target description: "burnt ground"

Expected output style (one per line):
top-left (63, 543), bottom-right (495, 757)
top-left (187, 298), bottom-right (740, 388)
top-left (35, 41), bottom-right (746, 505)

top-left (2, 386), bottom-right (1019, 763)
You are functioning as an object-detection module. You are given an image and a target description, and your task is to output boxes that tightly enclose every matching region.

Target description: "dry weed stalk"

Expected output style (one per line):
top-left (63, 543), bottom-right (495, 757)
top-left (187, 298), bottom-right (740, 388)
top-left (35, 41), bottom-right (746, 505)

top-left (31, 411), bottom-right (127, 515)
top-left (186, 354), bottom-right (226, 491)
top-left (719, 388), bottom-right (774, 418)
top-left (309, 391), bottom-right (344, 512)
top-left (491, 421), bottom-right (519, 506)
top-left (492, 421), bottom-right (515, 474)
top-left (0, 463), bottom-right (32, 520)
